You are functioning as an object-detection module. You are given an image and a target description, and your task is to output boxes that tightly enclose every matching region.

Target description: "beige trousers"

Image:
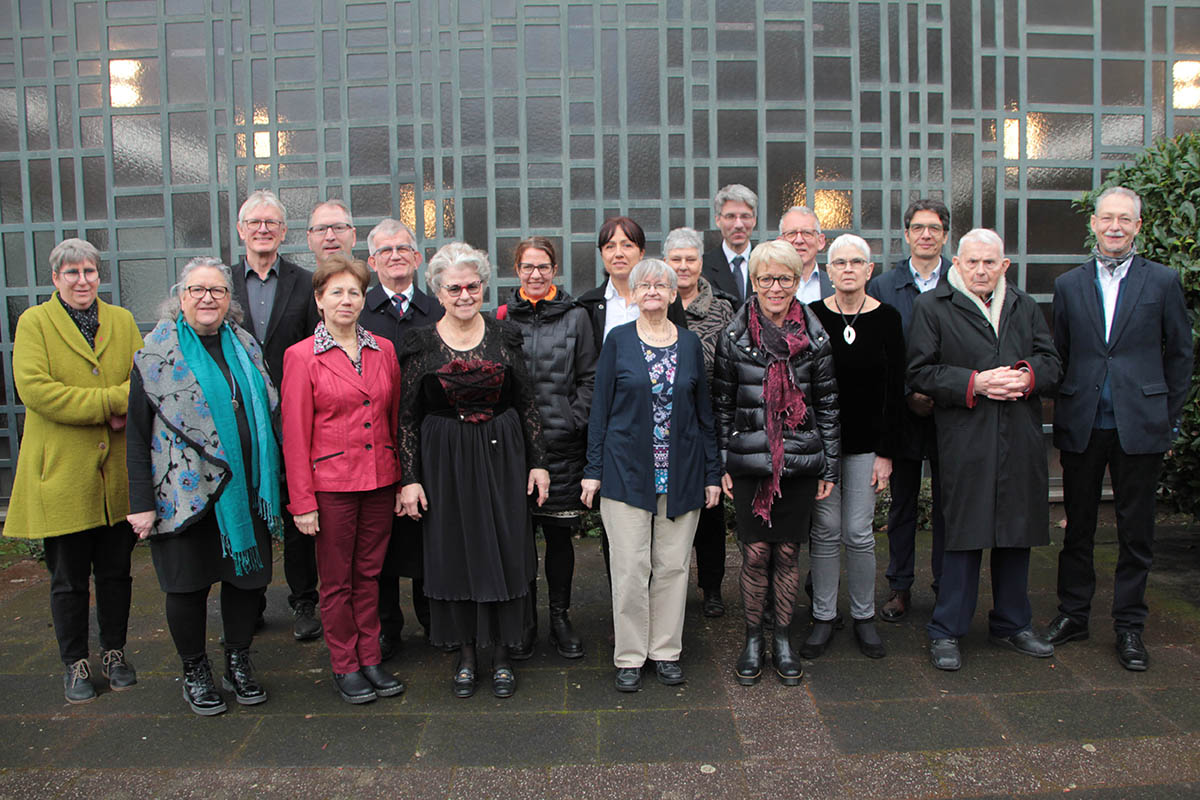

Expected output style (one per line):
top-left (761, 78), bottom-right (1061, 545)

top-left (601, 495), bottom-right (701, 667)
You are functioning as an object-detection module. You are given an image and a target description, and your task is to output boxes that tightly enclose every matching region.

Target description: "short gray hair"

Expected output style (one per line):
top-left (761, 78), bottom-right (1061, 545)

top-left (827, 233), bottom-right (871, 263)
top-left (1095, 186), bottom-right (1142, 219)
top-left (156, 256), bottom-right (244, 324)
top-left (367, 218), bottom-right (419, 254)
top-left (49, 238), bottom-right (100, 274)
top-left (713, 184), bottom-right (758, 216)
top-left (427, 242), bottom-right (491, 292)
top-left (662, 227), bottom-right (704, 256)
top-left (629, 258), bottom-right (678, 291)
top-left (956, 228), bottom-right (1006, 258)
top-left (309, 198), bottom-right (353, 227)
top-left (237, 190), bottom-right (285, 224)
top-left (779, 205), bottom-right (821, 235)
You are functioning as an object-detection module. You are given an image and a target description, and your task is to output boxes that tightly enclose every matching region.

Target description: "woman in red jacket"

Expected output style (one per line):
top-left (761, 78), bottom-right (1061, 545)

top-left (281, 253), bottom-right (405, 705)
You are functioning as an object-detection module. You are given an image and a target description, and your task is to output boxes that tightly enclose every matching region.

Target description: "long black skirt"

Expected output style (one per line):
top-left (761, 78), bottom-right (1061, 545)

top-left (733, 475), bottom-right (818, 544)
top-left (421, 407), bottom-right (536, 648)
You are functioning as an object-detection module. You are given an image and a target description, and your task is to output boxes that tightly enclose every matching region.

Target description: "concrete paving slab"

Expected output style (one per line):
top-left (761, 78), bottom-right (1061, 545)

top-left (597, 708), bottom-right (743, 763)
top-left (418, 710), bottom-right (599, 767)
top-left (820, 696), bottom-right (1008, 754)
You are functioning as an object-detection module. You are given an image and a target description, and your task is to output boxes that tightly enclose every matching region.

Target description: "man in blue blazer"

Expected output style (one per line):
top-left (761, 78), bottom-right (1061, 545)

top-left (1046, 186), bottom-right (1193, 671)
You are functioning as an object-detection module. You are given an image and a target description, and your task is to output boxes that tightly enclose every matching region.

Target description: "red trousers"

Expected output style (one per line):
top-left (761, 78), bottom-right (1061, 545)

top-left (314, 484), bottom-right (395, 674)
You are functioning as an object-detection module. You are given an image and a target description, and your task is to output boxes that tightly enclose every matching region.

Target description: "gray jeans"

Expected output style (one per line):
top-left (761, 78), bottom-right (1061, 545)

top-left (810, 452), bottom-right (879, 621)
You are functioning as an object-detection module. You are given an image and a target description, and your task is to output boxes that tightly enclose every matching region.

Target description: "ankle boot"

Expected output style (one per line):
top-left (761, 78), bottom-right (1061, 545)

top-left (774, 626), bottom-right (804, 685)
top-left (853, 617), bottom-right (887, 659)
top-left (222, 647), bottom-right (267, 705)
top-left (548, 588), bottom-right (584, 659)
top-left (799, 620), bottom-right (836, 659)
top-left (181, 654), bottom-right (227, 716)
top-left (735, 625), bottom-right (764, 686)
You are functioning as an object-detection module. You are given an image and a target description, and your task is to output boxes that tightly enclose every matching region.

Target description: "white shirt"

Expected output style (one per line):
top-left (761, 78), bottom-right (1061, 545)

top-left (1096, 256), bottom-right (1133, 341)
top-left (381, 283), bottom-right (415, 312)
top-left (602, 278), bottom-right (639, 341)
top-left (794, 266), bottom-right (823, 304)
top-left (722, 240), bottom-right (751, 298)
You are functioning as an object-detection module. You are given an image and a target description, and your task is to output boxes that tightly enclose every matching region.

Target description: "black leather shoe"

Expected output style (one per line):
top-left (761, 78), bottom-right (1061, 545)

top-left (1116, 631), bottom-right (1149, 671)
top-left (853, 618), bottom-right (886, 659)
top-left (361, 663), bottom-right (405, 697)
top-left (735, 625), bottom-right (764, 686)
top-left (880, 589), bottom-right (910, 623)
top-left (799, 620), bottom-right (835, 659)
top-left (492, 667), bottom-right (516, 698)
top-left (702, 589), bottom-right (726, 618)
top-left (63, 658), bottom-right (97, 704)
top-left (332, 670), bottom-right (377, 704)
top-left (929, 637), bottom-right (961, 671)
top-left (615, 667), bottom-right (642, 692)
top-left (453, 666), bottom-right (477, 698)
top-left (1046, 614), bottom-right (1089, 645)
top-left (292, 600), bottom-right (323, 641)
top-left (101, 649), bottom-right (137, 690)
top-left (773, 628), bottom-right (803, 685)
top-left (549, 604), bottom-right (585, 659)
top-left (655, 660), bottom-right (685, 685)
top-left (379, 633), bottom-right (400, 662)
top-left (222, 647), bottom-right (268, 705)
top-left (989, 629), bottom-right (1054, 658)
top-left (182, 654), bottom-right (227, 716)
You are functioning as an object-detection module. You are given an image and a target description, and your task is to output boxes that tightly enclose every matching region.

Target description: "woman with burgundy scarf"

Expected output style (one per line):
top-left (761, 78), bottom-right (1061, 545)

top-left (712, 240), bottom-right (840, 687)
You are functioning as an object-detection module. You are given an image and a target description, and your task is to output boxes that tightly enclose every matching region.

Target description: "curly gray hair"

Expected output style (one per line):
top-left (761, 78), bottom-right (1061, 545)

top-left (427, 242), bottom-right (491, 292)
top-left (156, 256), bottom-right (244, 324)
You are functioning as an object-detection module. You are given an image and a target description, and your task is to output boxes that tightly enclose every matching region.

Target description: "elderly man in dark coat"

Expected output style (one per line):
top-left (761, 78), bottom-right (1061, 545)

top-left (907, 228), bottom-right (1062, 672)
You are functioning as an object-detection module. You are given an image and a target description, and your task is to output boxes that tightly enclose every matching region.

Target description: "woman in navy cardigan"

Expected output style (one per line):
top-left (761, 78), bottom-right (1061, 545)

top-left (582, 258), bottom-right (721, 693)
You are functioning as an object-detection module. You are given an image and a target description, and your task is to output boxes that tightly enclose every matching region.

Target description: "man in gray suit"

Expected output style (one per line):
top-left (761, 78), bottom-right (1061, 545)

top-left (1046, 186), bottom-right (1193, 671)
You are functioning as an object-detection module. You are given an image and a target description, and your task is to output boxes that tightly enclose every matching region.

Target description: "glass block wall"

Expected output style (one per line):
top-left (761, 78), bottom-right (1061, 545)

top-left (1, 0), bottom-right (1198, 499)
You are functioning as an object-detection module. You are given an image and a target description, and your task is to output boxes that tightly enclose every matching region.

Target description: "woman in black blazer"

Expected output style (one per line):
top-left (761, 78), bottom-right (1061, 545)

top-left (582, 259), bottom-right (721, 693)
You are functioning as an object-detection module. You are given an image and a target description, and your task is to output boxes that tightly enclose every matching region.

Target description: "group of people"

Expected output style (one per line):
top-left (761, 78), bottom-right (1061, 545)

top-left (6, 183), bottom-right (1190, 714)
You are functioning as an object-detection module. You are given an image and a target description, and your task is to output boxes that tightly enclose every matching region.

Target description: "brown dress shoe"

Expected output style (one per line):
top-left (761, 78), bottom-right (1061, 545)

top-left (880, 590), bottom-right (910, 623)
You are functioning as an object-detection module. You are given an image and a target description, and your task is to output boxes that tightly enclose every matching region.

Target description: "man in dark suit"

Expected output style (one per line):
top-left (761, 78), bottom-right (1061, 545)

top-left (231, 190), bottom-right (322, 641)
top-left (358, 218), bottom-right (444, 659)
top-left (701, 184), bottom-right (758, 309)
top-left (1046, 186), bottom-right (1193, 672)
top-left (777, 206), bottom-right (833, 303)
top-left (867, 199), bottom-right (951, 622)
top-left (306, 198), bottom-right (357, 263)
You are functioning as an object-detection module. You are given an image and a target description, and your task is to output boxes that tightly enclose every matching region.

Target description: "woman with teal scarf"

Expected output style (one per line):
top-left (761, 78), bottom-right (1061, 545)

top-left (127, 257), bottom-right (284, 717)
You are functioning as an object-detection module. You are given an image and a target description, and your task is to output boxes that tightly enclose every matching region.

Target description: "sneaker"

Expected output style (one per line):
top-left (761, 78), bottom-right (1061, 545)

top-left (292, 599), bottom-right (323, 641)
top-left (101, 649), bottom-right (137, 690)
top-left (64, 658), bottom-right (97, 704)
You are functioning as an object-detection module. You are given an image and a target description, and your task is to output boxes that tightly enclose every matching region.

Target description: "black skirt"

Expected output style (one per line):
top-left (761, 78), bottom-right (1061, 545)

top-left (149, 509), bottom-right (272, 593)
top-left (732, 475), bottom-right (818, 544)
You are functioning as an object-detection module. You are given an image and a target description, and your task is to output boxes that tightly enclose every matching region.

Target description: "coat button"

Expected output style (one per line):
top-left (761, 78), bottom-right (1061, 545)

top-left (364, 422), bottom-right (371, 429)
top-left (365, 444), bottom-right (373, 451)
top-left (92, 367), bottom-right (100, 375)
top-left (98, 442), bottom-right (107, 450)
top-left (363, 399), bottom-right (371, 406)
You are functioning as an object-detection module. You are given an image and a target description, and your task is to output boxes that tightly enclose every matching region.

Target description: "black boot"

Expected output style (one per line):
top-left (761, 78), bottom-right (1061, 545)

top-left (548, 587), bottom-right (584, 659)
top-left (222, 647), bottom-right (267, 705)
top-left (735, 625), bottom-right (764, 686)
top-left (182, 654), bottom-right (227, 716)
top-left (773, 626), bottom-right (803, 685)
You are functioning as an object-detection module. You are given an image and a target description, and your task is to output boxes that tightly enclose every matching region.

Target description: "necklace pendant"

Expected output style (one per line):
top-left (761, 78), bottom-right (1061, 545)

top-left (231, 398), bottom-right (240, 410)
top-left (843, 326), bottom-right (856, 345)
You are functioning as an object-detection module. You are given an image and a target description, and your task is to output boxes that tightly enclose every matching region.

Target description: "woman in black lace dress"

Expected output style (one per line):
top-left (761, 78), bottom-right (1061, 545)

top-left (397, 242), bottom-right (550, 700)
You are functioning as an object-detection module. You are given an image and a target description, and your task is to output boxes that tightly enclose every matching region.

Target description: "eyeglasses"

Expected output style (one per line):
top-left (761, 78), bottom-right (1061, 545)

top-left (634, 282), bottom-right (672, 292)
top-left (372, 244), bottom-right (418, 258)
top-left (828, 258), bottom-right (870, 270)
top-left (908, 223), bottom-right (945, 235)
top-left (781, 229), bottom-right (821, 241)
top-left (308, 222), bottom-right (354, 235)
top-left (441, 281), bottom-right (483, 296)
top-left (1094, 214), bottom-right (1138, 227)
top-left (185, 285), bottom-right (230, 300)
top-left (58, 266), bottom-right (99, 282)
top-left (517, 262), bottom-right (555, 275)
top-left (242, 218), bottom-right (284, 231)
top-left (719, 212), bottom-right (755, 223)
top-left (754, 274), bottom-right (797, 289)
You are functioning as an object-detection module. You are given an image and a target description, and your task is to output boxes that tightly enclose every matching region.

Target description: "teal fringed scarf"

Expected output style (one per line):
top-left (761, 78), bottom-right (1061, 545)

top-left (176, 317), bottom-right (282, 575)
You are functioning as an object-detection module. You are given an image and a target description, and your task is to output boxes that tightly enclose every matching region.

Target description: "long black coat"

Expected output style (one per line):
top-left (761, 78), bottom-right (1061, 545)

top-left (503, 288), bottom-right (598, 514)
top-left (906, 281), bottom-right (1062, 551)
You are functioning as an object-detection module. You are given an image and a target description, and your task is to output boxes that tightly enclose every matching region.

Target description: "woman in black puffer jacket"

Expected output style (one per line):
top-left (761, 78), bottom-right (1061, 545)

top-left (712, 240), bottom-right (840, 688)
top-left (501, 237), bottom-right (598, 660)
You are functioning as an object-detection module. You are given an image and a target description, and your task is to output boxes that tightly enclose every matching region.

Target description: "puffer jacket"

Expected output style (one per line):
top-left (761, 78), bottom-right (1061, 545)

top-left (503, 287), bottom-right (598, 513)
top-left (712, 300), bottom-right (840, 483)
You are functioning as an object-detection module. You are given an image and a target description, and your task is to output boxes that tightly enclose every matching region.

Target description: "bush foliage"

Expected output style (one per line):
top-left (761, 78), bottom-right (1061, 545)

top-left (1075, 132), bottom-right (1200, 518)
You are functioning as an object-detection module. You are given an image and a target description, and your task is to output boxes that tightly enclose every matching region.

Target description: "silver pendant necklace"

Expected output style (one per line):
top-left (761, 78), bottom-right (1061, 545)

top-left (834, 295), bottom-right (867, 345)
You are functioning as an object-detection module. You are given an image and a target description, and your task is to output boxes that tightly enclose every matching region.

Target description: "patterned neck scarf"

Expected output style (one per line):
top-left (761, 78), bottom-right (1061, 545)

top-left (1092, 244), bottom-right (1136, 271)
top-left (56, 293), bottom-right (99, 349)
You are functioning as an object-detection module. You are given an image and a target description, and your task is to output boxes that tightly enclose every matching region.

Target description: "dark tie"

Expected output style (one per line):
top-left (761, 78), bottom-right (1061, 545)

top-left (392, 293), bottom-right (407, 315)
top-left (731, 255), bottom-right (746, 300)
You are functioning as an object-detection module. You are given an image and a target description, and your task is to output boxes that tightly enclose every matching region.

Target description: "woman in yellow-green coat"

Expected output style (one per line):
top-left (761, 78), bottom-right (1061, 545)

top-left (6, 238), bottom-right (144, 704)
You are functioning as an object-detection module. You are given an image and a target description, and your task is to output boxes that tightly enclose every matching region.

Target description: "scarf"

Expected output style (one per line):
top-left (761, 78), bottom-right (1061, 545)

top-left (947, 266), bottom-right (1006, 334)
top-left (56, 293), bottom-right (99, 348)
top-left (1092, 244), bottom-right (1136, 271)
top-left (747, 297), bottom-right (810, 525)
top-left (175, 317), bottom-right (282, 575)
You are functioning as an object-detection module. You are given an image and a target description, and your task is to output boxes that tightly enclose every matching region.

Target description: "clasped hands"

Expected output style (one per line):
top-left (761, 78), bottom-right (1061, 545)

top-left (973, 366), bottom-right (1030, 402)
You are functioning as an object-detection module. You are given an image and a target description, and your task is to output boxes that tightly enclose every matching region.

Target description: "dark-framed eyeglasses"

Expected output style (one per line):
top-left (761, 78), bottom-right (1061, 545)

top-left (754, 274), bottom-right (797, 289)
top-left (185, 285), bottom-right (230, 300)
top-left (308, 222), bottom-right (354, 235)
top-left (242, 218), bottom-right (284, 231)
top-left (908, 223), bottom-right (945, 235)
top-left (517, 262), bottom-right (555, 275)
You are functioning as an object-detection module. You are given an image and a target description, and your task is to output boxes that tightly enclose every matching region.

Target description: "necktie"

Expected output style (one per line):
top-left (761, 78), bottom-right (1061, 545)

top-left (392, 293), bottom-right (407, 315)
top-left (731, 255), bottom-right (746, 300)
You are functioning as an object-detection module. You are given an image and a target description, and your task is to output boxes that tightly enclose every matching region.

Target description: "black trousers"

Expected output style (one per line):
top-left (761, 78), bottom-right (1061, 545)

top-left (166, 582), bottom-right (263, 659)
top-left (692, 503), bottom-right (727, 593)
top-left (378, 515), bottom-right (430, 638)
top-left (42, 523), bottom-right (137, 665)
top-left (1058, 428), bottom-right (1162, 633)
top-left (885, 456), bottom-right (946, 593)
top-left (927, 547), bottom-right (1031, 640)
top-left (282, 511), bottom-right (319, 608)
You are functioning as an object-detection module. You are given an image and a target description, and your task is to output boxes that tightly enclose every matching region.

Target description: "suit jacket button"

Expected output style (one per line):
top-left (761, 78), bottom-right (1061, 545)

top-left (363, 399), bottom-right (371, 406)
top-left (365, 444), bottom-right (373, 451)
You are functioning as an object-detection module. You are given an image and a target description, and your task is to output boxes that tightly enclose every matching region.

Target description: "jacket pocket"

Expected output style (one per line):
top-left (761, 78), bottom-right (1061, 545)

top-left (312, 451), bottom-right (344, 464)
top-left (1142, 383), bottom-right (1168, 396)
